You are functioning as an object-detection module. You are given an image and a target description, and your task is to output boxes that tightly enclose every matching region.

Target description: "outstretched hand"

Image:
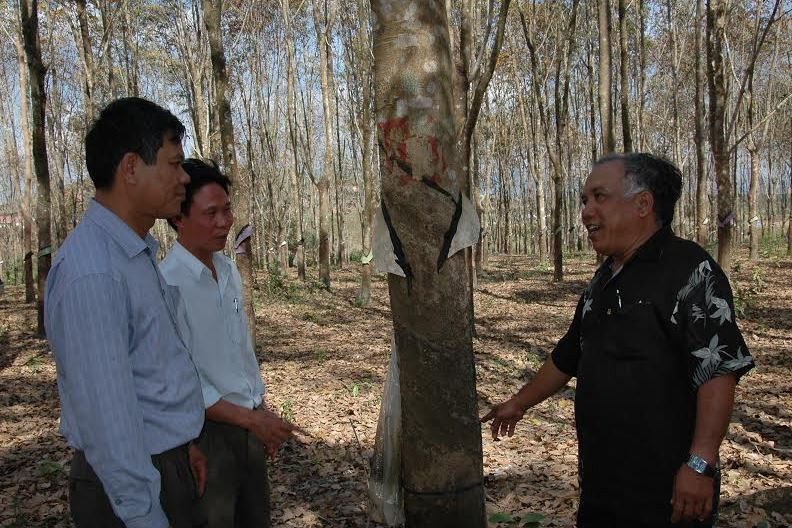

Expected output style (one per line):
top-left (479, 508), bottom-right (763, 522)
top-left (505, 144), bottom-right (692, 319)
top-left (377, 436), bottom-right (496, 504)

top-left (480, 397), bottom-right (526, 441)
top-left (248, 408), bottom-right (307, 458)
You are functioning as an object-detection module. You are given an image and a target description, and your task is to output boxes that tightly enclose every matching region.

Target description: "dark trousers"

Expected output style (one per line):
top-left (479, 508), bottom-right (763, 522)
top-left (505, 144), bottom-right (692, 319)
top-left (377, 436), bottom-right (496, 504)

top-left (577, 469), bottom-right (720, 528)
top-left (577, 498), bottom-right (719, 528)
top-left (69, 444), bottom-right (203, 528)
top-left (196, 420), bottom-right (271, 528)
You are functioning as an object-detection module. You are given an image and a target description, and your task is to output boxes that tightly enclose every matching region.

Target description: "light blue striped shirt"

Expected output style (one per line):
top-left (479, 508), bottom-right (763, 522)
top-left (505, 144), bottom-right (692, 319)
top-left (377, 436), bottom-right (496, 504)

top-left (160, 242), bottom-right (264, 410)
top-left (45, 200), bottom-right (204, 528)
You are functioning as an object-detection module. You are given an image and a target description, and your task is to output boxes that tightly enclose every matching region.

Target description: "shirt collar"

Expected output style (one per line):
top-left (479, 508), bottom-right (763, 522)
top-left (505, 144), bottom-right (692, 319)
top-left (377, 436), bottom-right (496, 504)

top-left (633, 224), bottom-right (673, 262)
top-left (596, 224), bottom-right (673, 280)
top-left (85, 199), bottom-right (156, 258)
top-left (170, 241), bottom-right (212, 280)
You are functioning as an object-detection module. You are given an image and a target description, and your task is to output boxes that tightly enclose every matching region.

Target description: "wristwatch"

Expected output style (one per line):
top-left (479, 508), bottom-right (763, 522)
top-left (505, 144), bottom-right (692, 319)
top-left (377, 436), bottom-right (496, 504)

top-left (686, 454), bottom-right (718, 477)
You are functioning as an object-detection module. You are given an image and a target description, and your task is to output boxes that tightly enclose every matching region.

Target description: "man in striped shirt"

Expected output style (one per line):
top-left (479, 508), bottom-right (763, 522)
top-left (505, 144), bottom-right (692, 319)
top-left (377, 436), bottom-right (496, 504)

top-left (45, 97), bottom-right (207, 528)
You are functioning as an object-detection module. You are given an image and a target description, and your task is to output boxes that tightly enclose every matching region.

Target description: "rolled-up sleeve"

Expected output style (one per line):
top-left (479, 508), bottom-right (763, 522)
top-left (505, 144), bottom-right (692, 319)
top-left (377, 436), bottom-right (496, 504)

top-left (49, 273), bottom-right (169, 528)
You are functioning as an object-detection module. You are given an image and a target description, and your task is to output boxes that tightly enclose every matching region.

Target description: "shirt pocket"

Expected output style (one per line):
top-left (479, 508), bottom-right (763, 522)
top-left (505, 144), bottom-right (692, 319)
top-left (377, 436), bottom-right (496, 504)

top-left (224, 296), bottom-right (244, 345)
top-left (603, 301), bottom-right (657, 361)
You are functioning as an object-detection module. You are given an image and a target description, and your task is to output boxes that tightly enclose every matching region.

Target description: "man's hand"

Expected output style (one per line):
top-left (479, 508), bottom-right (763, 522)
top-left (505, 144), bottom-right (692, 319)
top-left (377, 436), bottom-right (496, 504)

top-left (248, 408), bottom-right (303, 458)
top-left (188, 443), bottom-right (207, 498)
top-left (671, 464), bottom-right (715, 523)
top-left (480, 397), bottom-right (526, 440)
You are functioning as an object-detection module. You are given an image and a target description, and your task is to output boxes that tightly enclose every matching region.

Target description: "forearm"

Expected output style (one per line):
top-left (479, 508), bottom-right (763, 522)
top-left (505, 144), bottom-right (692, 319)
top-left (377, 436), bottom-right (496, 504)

top-left (689, 374), bottom-right (737, 463)
top-left (205, 398), bottom-right (256, 430)
top-left (513, 357), bottom-right (572, 411)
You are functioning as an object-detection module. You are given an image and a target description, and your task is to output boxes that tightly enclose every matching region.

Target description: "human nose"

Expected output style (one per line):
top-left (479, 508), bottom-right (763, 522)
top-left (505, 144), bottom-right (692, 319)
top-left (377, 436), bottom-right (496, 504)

top-left (581, 201), bottom-right (593, 222)
top-left (218, 210), bottom-right (234, 228)
top-left (179, 166), bottom-right (189, 184)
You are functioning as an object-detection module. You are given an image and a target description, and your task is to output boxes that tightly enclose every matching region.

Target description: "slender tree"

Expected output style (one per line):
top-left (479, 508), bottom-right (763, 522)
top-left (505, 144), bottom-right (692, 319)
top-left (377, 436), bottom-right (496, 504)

top-left (694, 0), bottom-right (708, 245)
top-left (203, 0), bottom-right (256, 338)
top-left (598, 0), bottom-right (615, 154)
top-left (311, 0), bottom-right (336, 289)
top-left (706, 0), bottom-right (732, 269)
top-left (20, 0), bottom-right (51, 336)
top-left (281, 0), bottom-right (307, 280)
top-left (617, 0), bottom-right (632, 151)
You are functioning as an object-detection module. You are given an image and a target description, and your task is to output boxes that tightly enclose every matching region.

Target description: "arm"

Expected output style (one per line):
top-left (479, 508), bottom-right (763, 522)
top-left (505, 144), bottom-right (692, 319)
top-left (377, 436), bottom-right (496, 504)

top-left (50, 275), bottom-right (169, 528)
top-left (482, 291), bottom-right (584, 440)
top-left (481, 357), bottom-right (571, 440)
top-left (671, 374), bottom-right (736, 524)
top-left (206, 398), bottom-right (298, 458)
top-left (671, 259), bottom-right (753, 523)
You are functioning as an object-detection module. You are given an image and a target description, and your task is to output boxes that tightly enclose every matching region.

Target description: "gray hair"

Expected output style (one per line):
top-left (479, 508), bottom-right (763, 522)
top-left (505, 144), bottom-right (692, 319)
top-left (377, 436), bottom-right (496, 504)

top-left (593, 152), bottom-right (683, 226)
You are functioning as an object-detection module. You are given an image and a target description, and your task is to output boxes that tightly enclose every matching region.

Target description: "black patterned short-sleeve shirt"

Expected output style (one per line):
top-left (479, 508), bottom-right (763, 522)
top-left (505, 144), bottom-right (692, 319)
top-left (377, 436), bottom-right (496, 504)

top-left (551, 225), bottom-right (754, 524)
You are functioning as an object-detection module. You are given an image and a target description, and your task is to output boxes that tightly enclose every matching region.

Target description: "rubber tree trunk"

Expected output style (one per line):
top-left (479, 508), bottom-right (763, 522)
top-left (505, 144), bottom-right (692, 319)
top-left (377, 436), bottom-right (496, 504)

top-left (20, 0), bottom-right (51, 336)
top-left (706, 0), bottom-right (732, 271)
top-left (694, 0), bottom-right (708, 246)
top-left (312, 0), bottom-right (336, 289)
top-left (617, 0), bottom-right (632, 152)
top-left (14, 18), bottom-right (35, 304)
top-left (354, 0), bottom-right (375, 307)
top-left (788, 117), bottom-right (792, 257)
top-left (281, 0), bottom-right (306, 281)
top-left (598, 0), bottom-right (615, 154)
top-left (371, 2), bottom-right (485, 526)
top-left (203, 0), bottom-right (256, 339)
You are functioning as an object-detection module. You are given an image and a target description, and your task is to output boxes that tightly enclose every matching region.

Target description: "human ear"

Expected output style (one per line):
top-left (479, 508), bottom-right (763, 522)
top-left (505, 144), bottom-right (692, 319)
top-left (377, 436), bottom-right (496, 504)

top-left (637, 191), bottom-right (654, 218)
top-left (119, 152), bottom-right (139, 184)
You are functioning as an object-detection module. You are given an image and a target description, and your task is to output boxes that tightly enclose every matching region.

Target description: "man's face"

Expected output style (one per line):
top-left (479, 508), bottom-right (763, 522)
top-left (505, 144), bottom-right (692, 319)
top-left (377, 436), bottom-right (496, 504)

top-left (174, 183), bottom-right (234, 255)
top-left (129, 134), bottom-right (188, 219)
top-left (580, 160), bottom-right (644, 257)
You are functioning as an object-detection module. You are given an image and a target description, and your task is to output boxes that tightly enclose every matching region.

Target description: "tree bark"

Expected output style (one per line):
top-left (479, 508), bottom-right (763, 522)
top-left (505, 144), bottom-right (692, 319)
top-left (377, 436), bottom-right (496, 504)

top-left (352, 0), bottom-right (375, 307)
top-left (20, 0), bottom-right (52, 336)
top-left (706, 0), bottom-right (732, 270)
top-left (312, 0), bottom-right (337, 289)
top-left (694, 0), bottom-right (708, 245)
top-left (13, 15), bottom-right (36, 304)
top-left (598, 0), bottom-right (615, 154)
top-left (281, 0), bottom-right (306, 281)
top-left (746, 62), bottom-right (760, 260)
top-left (371, 1), bottom-right (485, 525)
top-left (75, 0), bottom-right (96, 123)
top-left (788, 119), bottom-right (792, 256)
top-left (617, 0), bottom-right (632, 152)
top-left (203, 0), bottom-right (256, 339)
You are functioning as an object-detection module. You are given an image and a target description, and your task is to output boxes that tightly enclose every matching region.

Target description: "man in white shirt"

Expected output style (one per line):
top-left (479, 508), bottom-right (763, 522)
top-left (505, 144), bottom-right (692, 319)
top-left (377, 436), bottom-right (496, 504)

top-left (160, 158), bottom-right (298, 527)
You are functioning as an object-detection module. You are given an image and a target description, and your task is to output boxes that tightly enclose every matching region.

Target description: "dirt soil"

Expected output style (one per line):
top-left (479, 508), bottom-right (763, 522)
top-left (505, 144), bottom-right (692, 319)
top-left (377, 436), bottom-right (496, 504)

top-left (0, 253), bottom-right (790, 527)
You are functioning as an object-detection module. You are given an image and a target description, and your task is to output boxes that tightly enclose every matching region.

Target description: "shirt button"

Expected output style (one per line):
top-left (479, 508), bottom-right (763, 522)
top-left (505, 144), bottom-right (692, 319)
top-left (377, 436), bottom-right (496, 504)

top-left (114, 498), bottom-right (123, 505)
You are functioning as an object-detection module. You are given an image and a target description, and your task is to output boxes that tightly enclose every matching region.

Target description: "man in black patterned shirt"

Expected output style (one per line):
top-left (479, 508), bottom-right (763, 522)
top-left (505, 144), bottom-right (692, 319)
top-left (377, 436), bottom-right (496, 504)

top-left (482, 153), bottom-right (754, 528)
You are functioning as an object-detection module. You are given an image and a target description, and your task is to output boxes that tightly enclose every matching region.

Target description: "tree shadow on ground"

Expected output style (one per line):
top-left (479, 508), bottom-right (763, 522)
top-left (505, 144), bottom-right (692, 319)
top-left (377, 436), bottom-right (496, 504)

top-left (478, 279), bottom-right (588, 308)
top-left (731, 407), bottom-right (792, 462)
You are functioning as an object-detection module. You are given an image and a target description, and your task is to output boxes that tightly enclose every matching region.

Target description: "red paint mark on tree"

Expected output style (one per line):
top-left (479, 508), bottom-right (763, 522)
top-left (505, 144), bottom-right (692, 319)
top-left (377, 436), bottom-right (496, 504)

top-left (378, 117), bottom-right (413, 185)
top-left (426, 136), bottom-right (447, 184)
top-left (378, 116), bottom-right (448, 186)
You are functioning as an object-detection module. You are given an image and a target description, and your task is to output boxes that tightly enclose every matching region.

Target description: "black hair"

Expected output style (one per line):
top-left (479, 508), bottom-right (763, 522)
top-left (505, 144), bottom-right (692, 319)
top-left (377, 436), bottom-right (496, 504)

top-left (85, 97), bottom-right (185, 190)
top-left (595, 152), bottom-right (683, 226)
top-left (167, 158), bottom-right (232, 230)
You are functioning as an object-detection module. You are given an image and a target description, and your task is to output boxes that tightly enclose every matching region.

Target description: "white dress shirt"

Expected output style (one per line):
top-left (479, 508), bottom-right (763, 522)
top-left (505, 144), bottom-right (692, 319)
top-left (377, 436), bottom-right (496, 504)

top-left (160, 241), bottom-right (265, 410)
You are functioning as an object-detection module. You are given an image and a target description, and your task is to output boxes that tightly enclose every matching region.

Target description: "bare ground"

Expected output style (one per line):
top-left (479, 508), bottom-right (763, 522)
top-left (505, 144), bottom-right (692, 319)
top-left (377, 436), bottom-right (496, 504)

top-left (0, 252), bottom-right (790, 527)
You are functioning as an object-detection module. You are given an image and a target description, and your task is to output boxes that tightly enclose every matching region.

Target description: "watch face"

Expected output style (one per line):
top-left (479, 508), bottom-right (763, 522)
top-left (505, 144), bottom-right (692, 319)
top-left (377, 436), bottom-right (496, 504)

top-left (688, 455), bottom-right (708, 473)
